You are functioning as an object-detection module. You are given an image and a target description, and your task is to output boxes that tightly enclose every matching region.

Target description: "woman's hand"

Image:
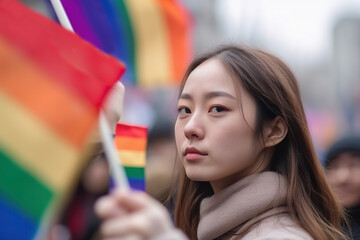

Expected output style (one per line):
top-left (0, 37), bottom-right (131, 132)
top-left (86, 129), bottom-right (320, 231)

top-left (95, 190), bottom-right (177, 240)
top-left (103, 81), bottom-right (125, 134)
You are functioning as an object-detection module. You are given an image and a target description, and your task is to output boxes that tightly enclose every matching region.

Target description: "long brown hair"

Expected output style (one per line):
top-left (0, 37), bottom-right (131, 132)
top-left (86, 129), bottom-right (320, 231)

top-left (173, 45), bottom-right (347, 240)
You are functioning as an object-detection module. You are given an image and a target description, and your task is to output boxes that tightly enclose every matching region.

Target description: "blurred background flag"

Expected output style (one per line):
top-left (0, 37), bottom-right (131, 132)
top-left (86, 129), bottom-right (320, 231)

top-left (58, 0), bottom-right (193, 87)
top-left (0, 0), bottom-right (125, 239)
top-left (114, 123), bottom-right (148, 191)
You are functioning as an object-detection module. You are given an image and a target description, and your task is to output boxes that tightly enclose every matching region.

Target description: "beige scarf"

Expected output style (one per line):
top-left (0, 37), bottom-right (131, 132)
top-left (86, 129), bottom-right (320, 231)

top-left (197, 171), bottom-right (288, 240)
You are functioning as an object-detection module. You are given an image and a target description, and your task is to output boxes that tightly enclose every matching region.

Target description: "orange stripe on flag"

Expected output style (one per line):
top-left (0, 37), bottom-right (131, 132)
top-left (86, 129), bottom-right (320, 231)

top-left (0, 37), bottom-right (97, 149)
top-left (155, 0), bottom-right (192, 82)
top-left (114, 137), bottom-right (147, 151)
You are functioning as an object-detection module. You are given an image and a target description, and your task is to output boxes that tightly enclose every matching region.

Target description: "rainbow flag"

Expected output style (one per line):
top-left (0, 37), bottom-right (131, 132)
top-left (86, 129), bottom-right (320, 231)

top-left (114, 123), bottom-right (147, 191)
top-left (0, 0), bottom-right (125, 239)
top-left (59, 0), bottom-right (192, 87)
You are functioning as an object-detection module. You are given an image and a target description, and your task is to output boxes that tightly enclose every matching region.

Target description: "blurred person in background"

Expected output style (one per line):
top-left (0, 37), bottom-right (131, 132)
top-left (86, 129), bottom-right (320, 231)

top-left (146, 119), bottom-right (177, 205)
top-left (60, 155), bottom-right (110, 240)
top-left (325, 133), bottom-right (360, 239)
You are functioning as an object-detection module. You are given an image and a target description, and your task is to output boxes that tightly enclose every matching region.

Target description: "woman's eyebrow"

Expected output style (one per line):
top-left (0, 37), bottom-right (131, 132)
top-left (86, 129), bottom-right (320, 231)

top-left (179, 93), bottom-right (192, 100)
top-left (179, 91), bottom-right (237, 100)
top-left (179, 91), bottom-right (237, 101)
top-left (205, 91), bottom-right (237, 100)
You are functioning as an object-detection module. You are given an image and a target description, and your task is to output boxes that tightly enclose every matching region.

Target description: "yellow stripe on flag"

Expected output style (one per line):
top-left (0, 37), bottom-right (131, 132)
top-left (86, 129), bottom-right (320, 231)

top-left (125, 0), bottom-right (171, 86)
top-left (0, 92), bottom-right (86, 193)
top-left (118, 150), bottom-right (146, 167)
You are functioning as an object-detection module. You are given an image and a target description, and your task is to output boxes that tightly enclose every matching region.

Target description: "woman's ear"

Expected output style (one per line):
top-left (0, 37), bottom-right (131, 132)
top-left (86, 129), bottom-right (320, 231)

top-left (264, 116), bottom-right (288, 148)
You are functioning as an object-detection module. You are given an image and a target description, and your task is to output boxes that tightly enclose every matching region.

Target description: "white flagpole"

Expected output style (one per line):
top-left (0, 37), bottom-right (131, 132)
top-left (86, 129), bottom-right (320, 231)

top-left (49, 0), bottom-right (129, 190)
top-left (98, 113), bottom-right (130, 189)
top-left (49, 0), bottom-right (73, 31)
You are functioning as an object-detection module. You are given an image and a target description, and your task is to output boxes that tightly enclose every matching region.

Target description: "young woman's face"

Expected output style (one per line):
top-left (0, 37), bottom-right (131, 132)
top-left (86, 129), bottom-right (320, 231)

top-left (175, 59), bottom-right (264, 192)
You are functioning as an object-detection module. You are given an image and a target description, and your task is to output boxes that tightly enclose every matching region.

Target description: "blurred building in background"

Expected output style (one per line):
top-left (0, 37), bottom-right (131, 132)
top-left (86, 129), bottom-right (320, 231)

top-left (333, 16), bottom-right (360, 132)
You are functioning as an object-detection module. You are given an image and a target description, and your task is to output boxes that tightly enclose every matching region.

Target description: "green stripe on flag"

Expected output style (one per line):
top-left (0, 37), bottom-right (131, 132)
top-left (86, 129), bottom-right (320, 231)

top-left (0, 149), bottom-right (54, 222)
top-left (124, 166), bottom-right (144, 179)
top-left (114, 0), bottom-right (137, 81)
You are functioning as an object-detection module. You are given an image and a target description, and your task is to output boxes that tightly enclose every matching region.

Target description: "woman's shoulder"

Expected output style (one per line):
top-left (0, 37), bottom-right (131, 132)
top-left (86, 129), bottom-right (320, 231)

top-left (239, 213), bottom-right (313, 240)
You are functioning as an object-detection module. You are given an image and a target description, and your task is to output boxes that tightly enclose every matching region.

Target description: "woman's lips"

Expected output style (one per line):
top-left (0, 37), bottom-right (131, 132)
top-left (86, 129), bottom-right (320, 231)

top-left (184, 147), bottom-right (207, 161)
top-left (185, 152), bottom-right (206, 161)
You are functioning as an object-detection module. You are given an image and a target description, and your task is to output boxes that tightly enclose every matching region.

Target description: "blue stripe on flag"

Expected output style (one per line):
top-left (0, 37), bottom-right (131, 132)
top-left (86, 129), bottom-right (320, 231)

top-left (0, 193), bottom-right (38, 240)
top-left (128, 178), bottom-right (145, 191)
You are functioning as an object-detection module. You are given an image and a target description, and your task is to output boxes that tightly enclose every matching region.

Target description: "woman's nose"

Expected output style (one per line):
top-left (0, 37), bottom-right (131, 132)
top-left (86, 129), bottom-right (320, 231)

top-left (184, 113), bottom-right (204, 140)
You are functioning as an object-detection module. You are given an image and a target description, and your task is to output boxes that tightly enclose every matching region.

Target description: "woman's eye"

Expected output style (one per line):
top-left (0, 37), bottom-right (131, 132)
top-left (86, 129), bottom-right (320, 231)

top-left (209, 106), bottom-right (227, 113)
top-left (178, 107), bottom-right (191, 114)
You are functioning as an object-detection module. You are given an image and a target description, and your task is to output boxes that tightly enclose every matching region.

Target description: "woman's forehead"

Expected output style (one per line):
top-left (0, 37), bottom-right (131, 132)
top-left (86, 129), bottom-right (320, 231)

top-left (183, 59), bottom-right (238, 90)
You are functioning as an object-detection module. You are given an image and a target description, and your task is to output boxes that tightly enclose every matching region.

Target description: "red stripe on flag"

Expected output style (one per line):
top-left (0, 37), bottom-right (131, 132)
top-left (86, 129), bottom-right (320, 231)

top-left (115, 123), bottom-right (148, 138)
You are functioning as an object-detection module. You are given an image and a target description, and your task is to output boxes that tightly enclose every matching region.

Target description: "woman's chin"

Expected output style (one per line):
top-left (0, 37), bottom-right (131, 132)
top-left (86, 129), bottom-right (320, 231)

top-left (185, 171), bottom-right (211, 182)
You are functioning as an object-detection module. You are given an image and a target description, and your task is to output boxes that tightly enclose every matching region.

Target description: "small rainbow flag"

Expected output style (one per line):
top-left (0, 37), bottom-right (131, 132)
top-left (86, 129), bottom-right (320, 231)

top-left (0, 0), bottom-right (125, 239)
top-left (114, 123), bottom-right (147, 191)
top-left (58, 0), bottom-right (192, 87)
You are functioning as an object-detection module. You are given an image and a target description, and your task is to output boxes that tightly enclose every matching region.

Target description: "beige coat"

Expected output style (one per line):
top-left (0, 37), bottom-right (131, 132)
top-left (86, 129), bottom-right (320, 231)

top-left (197, 172), bottom-right (313, 240)
top-left (239, 212), bottom-right (313, 240)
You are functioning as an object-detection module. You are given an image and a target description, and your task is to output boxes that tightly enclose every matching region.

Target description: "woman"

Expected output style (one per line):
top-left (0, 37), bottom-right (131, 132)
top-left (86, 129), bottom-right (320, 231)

top-left (96, 45), bottom-right (347, 240)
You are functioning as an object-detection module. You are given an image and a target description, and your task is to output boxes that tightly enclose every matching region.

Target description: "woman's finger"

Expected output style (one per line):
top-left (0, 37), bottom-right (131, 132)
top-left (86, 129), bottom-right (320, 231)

top-left (113, 190), bottom-right (157, 212)
top-left (95, 194), bottom-right (126, 219)
top-left (103, 81), bottom-right (125, 132)
top-left (100, 212), bottom-right (151, 239)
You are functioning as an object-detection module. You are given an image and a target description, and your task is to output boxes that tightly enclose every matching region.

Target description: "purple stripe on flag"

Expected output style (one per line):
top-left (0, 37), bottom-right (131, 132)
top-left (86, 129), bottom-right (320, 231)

top-left (82, 0), bottom-right (117, 54)
top-left (60, 0), bottom-right (103, 50)
top-left (109, 177), bottom-right (145, 191)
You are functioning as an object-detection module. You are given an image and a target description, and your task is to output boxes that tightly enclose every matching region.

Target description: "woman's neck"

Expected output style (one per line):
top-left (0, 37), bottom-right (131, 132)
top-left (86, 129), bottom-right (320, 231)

top-left (210, 158), bottom-right (271, 193)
